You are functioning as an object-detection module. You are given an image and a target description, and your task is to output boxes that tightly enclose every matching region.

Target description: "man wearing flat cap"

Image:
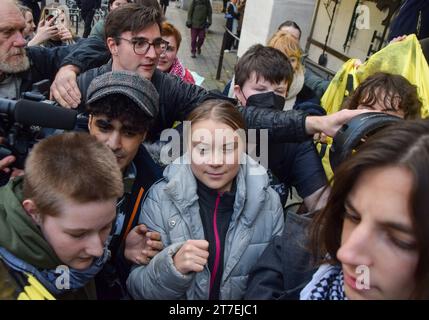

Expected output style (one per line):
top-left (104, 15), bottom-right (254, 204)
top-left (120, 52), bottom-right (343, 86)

top-left (85, 70), bottom-right (163, 300)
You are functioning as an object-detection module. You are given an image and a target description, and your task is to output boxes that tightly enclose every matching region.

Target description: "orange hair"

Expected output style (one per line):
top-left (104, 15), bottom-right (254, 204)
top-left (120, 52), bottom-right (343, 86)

top-left (161, 22), bottom-right (182, 50)
top-left (268, 30), bottom-right (303, 71)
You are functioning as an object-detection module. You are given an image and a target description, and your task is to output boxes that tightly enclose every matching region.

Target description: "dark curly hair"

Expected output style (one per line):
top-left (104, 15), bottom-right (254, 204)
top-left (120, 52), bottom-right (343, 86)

top-left (342, 72), bottom-right (422, 119)
top-left (86, 94), bottom-right (154, 134)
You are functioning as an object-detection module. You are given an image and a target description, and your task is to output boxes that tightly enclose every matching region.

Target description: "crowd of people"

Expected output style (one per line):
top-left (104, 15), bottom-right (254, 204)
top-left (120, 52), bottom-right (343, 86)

top-left (0, 0), bottom-right (429, 301)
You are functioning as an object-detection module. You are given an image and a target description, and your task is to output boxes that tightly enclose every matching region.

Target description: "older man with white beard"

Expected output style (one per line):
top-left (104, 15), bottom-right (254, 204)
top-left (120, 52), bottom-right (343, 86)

top-left (0, 0), bottom-right (77, 100)
top-left (0, 1), bottom-right (30, 98)
top-left (0, 0), bottom-right (79, 175)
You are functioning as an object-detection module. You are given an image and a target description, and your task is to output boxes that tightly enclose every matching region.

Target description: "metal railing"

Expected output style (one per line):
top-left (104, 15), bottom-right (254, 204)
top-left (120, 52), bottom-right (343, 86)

top-left (304, 57), bottom-right (336, 80)
top-left (216, 26), bottom-right (240, 80)
top-left (65, 0), bottom-right (80, 35)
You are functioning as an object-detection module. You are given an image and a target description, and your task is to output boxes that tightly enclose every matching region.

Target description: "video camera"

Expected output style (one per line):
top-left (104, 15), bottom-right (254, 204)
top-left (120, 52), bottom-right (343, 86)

top-left (0, 80), bottom-right (77, 176)
top-left (330, 112), bottom-right (403, 171)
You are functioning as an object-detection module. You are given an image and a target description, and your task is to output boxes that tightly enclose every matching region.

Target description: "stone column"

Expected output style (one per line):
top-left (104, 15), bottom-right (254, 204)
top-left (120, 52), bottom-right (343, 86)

top-left (238, 0), bottom-right (317, 57)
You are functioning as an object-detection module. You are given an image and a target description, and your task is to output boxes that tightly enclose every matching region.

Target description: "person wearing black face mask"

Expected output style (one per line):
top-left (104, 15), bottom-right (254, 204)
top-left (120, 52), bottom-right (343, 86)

top-left (245, 91), bottom-right (286, 111)
top-left (233, 45), bottom-right (329, 212)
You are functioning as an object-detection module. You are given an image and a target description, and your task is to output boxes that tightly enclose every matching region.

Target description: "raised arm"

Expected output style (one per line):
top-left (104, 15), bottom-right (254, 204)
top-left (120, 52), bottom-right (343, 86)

top-left (60, 36), bottom-right (110, 74)
top-left (26, 42), bottom-right (80, 83)
top-left (50, 37), bottom-right (110, 107)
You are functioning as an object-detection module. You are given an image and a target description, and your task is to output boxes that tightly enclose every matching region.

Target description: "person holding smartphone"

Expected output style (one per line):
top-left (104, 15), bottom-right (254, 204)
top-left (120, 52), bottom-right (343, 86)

top-left (27, 4), bottom-right (79, 47)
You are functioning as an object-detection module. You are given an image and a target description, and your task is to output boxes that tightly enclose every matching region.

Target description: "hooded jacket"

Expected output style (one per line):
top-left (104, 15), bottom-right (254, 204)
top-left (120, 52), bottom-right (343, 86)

top-left (0, 177), bottom-right (96, 300)
top-left (127, 154), bottom-right (284, 300)
top-left (187, 0), bottom-right (212, 29)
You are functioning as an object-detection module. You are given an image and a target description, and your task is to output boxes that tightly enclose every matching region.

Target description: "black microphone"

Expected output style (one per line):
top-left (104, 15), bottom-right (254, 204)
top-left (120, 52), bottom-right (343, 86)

top-left (0, 98), bottom-right (77, 130)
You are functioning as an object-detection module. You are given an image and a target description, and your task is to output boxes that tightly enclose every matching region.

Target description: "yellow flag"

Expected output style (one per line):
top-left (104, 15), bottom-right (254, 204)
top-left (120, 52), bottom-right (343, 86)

top-left (321, 34), bottom-right (429, 117)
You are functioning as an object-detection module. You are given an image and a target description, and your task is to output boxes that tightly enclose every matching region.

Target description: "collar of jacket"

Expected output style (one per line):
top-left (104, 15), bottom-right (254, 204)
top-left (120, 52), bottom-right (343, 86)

top-left (104, 60), bottom-right (162, 87)
top-left (0, 176), bottom-right (62, 270)
top-left (122, 161), bottom-right (137, 195)
top-left (100, 59), bottom-right (113, 73)
top-left (162, 153), bottom-right (269, 228)
top-left (196, 178), bottom-right (236, 211)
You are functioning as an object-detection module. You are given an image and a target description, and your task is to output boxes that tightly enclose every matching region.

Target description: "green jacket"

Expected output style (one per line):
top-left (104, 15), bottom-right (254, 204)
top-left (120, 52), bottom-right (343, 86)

top-left (0, 177), bottom-right (96, 300)
top-left (187, 0), bottom-right (212, 29)
top-left (89, 19), bottom-right (105, 41)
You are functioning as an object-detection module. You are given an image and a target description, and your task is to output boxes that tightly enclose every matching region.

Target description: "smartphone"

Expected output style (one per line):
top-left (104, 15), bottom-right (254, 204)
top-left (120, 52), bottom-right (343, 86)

top-left (44, 8), bottom-right (61, 25)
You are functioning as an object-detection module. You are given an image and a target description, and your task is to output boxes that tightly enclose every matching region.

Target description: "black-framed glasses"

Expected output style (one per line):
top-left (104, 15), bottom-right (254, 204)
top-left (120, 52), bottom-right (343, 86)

top-left (117, 37), bottom-right (169, 55)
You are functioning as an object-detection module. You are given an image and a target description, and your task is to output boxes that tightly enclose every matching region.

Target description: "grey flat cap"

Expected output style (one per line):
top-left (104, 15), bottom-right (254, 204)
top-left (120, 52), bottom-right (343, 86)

top-left (86, 71), bottom-right (159, 118)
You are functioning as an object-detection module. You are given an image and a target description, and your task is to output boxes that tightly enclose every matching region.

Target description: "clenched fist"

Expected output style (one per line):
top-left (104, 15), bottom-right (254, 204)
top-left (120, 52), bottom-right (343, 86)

top-left (173, 239), bottom-right (209, 275)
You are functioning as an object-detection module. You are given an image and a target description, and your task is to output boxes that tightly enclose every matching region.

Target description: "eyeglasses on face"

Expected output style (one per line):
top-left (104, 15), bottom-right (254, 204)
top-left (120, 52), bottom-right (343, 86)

top-left (116, 37), bottom-right (169, 55)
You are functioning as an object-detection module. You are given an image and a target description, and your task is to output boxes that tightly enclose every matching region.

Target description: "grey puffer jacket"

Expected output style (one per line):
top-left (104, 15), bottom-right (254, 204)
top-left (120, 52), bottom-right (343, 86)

top-left (127, 154), bottom-right (284, 300)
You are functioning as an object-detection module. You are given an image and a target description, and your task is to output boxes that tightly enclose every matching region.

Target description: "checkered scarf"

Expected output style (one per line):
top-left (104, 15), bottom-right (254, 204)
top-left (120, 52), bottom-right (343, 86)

top-left (300, 264), bottom-right (347, 300)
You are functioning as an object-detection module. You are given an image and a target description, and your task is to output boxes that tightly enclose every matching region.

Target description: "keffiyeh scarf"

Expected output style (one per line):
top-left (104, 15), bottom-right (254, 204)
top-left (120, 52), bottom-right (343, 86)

top-left (169, 57), bottom-right (186, 80)
top-left (300, 264), bottom-right (347, 300)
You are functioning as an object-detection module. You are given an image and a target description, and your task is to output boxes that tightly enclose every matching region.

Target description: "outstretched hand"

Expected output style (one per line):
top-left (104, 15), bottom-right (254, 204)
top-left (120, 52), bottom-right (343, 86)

top-left (124, 224), bottom-right (163, 265)
top-left (305, 109), bottom-right (375, 138)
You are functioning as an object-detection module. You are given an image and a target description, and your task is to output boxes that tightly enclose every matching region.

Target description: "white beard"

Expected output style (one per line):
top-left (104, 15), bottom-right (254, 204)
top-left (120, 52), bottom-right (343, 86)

top-left (0, 50), bottom-right (30, 74)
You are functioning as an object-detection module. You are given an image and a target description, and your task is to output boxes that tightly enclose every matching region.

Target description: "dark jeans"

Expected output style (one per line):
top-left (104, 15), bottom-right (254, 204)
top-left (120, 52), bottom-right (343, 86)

top-left (191, 28), bottom-right (206, 54)
top-left (224, 30), bottom-right (236, 51)
top-left (81, 9), bottom-right (95, 38)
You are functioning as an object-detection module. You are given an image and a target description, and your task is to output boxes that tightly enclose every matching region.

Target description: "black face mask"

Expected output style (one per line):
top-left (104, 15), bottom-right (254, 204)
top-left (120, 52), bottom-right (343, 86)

top-left (246, 91), bottom-right (286, 110)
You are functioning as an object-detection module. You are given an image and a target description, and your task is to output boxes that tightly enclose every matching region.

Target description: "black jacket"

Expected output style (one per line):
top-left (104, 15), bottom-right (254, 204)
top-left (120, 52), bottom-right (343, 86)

top-left (249, 100), bottom-right (327, 204)
top-left (62, 36), bottom-right (310, 144)
top-left (12, 43), bottom-right (78, 97)
top-left (77, 0), bottom-right (101, 12)
top-left (76, 61), bottom-right (208, 141)
top-left (245, 210), bottom-right (317, 300)
top-left (387, 0), bottom-right (429, 41)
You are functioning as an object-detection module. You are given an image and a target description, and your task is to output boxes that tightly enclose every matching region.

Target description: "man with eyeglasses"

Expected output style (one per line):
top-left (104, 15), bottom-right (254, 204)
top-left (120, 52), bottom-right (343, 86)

top-left (71, 4), bottom-right (174, 116)
top-left (61, 3), bottom-right (214, 143)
